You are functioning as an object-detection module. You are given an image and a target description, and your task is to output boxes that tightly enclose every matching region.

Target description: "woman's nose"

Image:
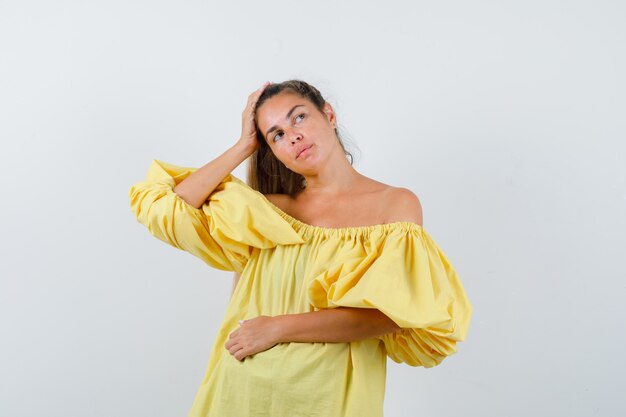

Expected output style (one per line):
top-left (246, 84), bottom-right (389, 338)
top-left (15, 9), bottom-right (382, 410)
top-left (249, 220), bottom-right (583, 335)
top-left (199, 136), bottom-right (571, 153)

top-left (288, 130), bottom-right (302, 143)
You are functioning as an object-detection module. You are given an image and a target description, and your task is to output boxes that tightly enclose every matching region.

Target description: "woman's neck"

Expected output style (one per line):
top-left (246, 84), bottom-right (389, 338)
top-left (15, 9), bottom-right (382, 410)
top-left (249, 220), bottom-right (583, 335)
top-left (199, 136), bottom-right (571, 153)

top-left (300, 155), bottom-right (363, 197)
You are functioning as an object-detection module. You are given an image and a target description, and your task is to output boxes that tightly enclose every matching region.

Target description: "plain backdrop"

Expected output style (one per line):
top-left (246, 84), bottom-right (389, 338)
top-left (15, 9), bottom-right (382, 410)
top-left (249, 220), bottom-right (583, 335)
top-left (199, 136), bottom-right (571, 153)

top-left (1, 1), bottom-right (624, 416)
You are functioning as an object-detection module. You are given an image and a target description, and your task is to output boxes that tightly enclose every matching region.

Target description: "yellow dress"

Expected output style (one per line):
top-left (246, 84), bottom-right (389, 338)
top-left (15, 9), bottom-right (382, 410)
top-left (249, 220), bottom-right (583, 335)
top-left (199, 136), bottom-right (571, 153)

top-left (129, 159), bottom-right (473, 417)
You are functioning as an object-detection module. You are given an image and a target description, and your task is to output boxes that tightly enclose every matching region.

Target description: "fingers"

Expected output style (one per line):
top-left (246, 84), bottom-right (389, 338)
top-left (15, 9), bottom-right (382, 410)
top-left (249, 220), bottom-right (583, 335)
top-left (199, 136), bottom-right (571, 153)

top-left (224, 325), bottom-right (252, 361)
top-left (254, 80), bottom-right (271, 95)
top-left (226, 343), bottom-right (246, 360)
top-left (242, 82), bottom-right (272, 120)
top-left (247, 81), bottom-right (272, 102)
top-left (224, 336), bottom-right (247, 361)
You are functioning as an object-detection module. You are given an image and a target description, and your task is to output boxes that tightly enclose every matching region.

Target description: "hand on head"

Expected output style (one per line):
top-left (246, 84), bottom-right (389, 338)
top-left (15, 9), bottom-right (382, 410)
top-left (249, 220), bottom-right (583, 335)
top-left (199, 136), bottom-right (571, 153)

top-left (235, 81), bottom-right (272, 155)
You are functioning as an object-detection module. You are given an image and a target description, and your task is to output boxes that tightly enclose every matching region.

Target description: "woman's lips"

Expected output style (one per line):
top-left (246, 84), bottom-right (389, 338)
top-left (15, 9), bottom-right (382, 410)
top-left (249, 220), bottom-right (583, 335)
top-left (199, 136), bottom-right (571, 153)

top-left (297, 145), bottom-right (313, 159)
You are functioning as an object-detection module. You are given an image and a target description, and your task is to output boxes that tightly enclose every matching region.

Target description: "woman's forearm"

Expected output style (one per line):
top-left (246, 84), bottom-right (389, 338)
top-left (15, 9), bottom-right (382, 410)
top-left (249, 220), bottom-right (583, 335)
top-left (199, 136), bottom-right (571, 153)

top-left (173, 143), bottom-right (253, 208)
top-left (274, 307), bottom-right (401, 343)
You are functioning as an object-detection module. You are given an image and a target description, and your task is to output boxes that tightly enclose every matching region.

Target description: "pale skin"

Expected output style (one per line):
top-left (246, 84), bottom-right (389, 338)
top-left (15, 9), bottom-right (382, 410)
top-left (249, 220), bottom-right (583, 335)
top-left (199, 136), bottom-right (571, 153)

top-left (224, 82), bottom-right (423, 361)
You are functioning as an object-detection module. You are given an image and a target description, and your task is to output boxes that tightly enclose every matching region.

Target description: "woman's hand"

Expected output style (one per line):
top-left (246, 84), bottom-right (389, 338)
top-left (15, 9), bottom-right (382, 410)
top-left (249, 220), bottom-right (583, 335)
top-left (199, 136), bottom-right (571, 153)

top-left (224, 315), bottom-right (281, 361)
top-left (235, 81), bottom-right (272, 155)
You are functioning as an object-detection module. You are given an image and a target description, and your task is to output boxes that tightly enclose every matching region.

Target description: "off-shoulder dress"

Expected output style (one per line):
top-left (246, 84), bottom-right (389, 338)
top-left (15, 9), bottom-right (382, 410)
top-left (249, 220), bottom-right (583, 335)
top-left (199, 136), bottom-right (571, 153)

top-left (129, 159), bottom-right (473, 417)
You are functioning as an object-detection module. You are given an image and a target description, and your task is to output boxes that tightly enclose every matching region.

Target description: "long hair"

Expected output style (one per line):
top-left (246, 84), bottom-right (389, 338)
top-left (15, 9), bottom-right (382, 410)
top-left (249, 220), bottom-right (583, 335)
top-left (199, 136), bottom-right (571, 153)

top-left (247, 79), bottom-right (354, 197)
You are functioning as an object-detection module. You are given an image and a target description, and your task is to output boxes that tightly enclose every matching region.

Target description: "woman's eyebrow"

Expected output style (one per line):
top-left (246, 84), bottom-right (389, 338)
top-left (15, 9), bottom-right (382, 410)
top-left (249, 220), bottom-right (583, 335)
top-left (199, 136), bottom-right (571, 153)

top-left (265, 104), bottom-right (306, 137)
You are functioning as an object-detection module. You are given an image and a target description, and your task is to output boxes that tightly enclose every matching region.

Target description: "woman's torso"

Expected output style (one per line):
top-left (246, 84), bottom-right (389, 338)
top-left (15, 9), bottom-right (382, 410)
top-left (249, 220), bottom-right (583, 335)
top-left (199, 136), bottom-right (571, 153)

top-left (192, 220), bottom-right (392, 417)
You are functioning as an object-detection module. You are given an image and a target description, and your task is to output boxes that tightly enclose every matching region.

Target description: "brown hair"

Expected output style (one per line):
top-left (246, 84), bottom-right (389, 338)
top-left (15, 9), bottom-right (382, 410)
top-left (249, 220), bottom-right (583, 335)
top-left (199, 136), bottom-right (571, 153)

top-left (247, 79), bottom-right (354, 197)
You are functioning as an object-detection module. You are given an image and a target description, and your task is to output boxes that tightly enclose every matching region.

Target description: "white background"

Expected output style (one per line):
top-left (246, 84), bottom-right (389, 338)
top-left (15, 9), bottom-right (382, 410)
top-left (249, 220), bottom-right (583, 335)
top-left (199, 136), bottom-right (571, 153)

top-left (1, 1), bottom-right (624, 416)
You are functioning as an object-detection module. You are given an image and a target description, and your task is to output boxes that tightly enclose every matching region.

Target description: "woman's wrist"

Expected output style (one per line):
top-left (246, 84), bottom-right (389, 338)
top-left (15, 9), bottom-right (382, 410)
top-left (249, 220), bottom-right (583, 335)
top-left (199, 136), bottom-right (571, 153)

top-left (271, 314), bottom-right (291, 344)
top-left (231, 139), bottom-right (257, 160)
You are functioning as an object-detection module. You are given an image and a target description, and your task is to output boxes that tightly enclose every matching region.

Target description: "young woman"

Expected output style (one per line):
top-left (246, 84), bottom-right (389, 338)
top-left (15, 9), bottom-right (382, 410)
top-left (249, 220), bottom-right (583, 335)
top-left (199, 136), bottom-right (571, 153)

top-left (129, 79), bottom-right (473, 417)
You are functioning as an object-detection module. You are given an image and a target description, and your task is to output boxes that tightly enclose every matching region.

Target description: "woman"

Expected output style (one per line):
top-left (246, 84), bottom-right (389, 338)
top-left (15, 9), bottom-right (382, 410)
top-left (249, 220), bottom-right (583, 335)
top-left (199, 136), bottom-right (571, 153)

top-left (129, 79), bottom-right (472, 417)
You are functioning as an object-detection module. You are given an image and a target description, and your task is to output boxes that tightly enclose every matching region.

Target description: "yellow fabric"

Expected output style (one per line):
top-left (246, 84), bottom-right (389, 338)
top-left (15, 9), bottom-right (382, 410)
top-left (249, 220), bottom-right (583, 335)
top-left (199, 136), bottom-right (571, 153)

top-left (129, 159), bottom-right (473, 417)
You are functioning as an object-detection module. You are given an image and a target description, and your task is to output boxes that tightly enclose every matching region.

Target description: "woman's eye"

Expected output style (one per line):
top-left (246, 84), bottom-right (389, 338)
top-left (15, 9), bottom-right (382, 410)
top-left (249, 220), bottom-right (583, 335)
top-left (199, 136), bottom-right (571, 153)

top-left (273, 114), bottom-right (305, 142)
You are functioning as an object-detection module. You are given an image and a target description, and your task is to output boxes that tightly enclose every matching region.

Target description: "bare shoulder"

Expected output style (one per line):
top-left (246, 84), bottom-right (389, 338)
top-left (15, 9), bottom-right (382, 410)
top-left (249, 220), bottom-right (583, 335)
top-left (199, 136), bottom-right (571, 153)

top-left (382, 185), bottom-right (423, 226)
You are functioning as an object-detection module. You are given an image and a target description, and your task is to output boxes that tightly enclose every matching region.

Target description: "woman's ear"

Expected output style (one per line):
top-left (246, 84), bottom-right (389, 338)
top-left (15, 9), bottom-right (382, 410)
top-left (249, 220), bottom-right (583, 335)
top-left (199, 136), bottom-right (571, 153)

top-left (323, 102), bottom-right (336, 127)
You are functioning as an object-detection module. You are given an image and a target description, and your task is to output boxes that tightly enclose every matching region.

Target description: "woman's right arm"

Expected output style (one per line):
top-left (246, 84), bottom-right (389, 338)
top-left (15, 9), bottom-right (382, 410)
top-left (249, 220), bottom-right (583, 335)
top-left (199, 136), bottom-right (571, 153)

top-left (173, 144), bottom-right (252, 208)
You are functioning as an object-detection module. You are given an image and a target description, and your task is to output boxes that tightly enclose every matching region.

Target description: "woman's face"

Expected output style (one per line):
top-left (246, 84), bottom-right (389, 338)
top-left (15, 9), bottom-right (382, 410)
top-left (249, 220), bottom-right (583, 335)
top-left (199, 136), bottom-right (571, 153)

top-left (255, 92), bottom-right (337, 174)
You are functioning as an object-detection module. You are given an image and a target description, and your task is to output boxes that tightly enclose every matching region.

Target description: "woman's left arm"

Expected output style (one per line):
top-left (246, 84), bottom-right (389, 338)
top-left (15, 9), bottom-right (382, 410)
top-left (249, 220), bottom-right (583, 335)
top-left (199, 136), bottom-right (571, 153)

top-left (275, 307), bottom-right (401, 343)
top-left (225, 308), bottom-right (401, 361)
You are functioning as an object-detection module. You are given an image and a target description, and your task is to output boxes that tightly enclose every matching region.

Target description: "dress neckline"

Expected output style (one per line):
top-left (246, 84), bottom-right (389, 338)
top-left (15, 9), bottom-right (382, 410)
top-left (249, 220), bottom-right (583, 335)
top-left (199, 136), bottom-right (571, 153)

top-left (257, 191), bottom-right (423, 235)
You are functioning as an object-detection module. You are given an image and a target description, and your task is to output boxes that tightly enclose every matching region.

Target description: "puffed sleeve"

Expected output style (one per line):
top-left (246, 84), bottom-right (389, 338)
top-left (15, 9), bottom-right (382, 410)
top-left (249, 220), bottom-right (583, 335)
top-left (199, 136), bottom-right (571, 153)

top-left (129, 159), bottom-right (306, 273)
top-left (307, 225), bottom-right (472, 368)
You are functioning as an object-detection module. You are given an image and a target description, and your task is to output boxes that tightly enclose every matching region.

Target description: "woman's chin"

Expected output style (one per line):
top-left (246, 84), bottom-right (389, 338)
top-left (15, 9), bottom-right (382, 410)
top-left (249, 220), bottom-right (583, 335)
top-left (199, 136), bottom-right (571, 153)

top-left (290, 160), bottom-right (317, 175)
